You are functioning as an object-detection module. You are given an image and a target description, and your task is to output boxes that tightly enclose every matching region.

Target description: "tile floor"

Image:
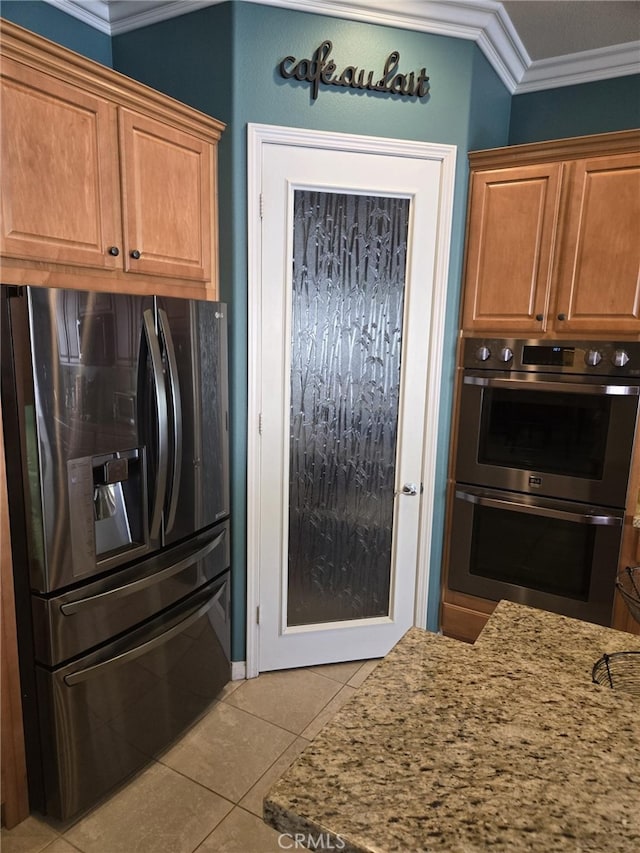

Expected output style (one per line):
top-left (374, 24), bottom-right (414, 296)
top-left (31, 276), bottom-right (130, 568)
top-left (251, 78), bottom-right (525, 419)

top-left (1, 659), bottom-right (380, 853)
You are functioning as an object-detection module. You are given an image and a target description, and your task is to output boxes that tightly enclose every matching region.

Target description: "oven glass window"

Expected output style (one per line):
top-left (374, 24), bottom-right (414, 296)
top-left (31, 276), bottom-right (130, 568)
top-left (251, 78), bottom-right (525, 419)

top-left (470, 504), bottom-right (593, 600)
top-left (478, 388), bottom-right (611, 479)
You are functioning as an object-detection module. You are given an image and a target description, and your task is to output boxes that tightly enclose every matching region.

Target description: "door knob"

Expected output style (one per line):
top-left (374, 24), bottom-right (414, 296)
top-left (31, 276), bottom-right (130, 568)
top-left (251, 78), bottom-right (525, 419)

top-left (401, 483), bottom-right (419, 496)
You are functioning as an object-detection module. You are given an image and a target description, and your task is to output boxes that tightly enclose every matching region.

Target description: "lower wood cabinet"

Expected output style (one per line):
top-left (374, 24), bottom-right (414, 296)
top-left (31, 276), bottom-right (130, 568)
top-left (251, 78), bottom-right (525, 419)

top-left (440, 599), bottom-right (494, 644)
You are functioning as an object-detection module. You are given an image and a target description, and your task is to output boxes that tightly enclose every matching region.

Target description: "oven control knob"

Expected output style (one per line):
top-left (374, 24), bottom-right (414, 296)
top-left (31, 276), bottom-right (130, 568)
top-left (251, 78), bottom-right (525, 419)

top-left (476, 345), bottom-right (491, 362)
top-left (499, 347), bottom-right (513, 363)
top-left (612, 349), bottom-right (630, 368)
top-left (585, 349), bottom-right (602, 367)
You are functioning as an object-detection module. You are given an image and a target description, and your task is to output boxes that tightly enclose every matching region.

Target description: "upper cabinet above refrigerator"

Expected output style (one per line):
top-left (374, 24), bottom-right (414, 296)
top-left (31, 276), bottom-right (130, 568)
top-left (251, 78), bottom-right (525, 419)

top-left (0, 19), bottom-right (225, 299)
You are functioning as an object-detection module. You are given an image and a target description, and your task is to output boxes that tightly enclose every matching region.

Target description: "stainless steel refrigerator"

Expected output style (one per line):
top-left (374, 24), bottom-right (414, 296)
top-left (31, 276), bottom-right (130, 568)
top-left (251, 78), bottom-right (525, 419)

top-left (1, 286), bottom-right (231, 820)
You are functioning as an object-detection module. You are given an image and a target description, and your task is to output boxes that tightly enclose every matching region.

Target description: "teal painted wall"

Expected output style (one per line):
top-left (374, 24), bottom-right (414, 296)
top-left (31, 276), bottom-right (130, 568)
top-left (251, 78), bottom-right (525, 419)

top-left (509, 74), bottom-right (640, 144)
top-left (114, 1), bottom-right (513, 654)
top-left (0, 0), bottom-right (112, 65)
top-left (231, 2), bottom-right (506, 646)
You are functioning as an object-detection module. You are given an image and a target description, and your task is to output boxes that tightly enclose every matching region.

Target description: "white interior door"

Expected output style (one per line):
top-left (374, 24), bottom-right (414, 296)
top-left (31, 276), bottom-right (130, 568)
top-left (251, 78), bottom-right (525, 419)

top-left (247, 125), bottom-right (456, 674)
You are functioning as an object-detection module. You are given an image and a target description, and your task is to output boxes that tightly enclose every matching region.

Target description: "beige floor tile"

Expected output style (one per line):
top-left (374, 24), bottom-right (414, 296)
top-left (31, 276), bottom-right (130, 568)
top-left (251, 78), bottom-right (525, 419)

top-left (347, 658), bottom-right (381, 688)
top-left (224, 669), bottom-right (342, 734)
top-left (217, 679), bottom-right (243, 700)
top-left (159, 701), bottom-right (296, 802)
top-left (301, 684), bottom-right (357, 740)
top-left (239, 737), bottom-right (310, 817)
top-left (0, 815), bottom-right (59, 853)
top-left (196, 806), bottom-right (285, 853)
top-left (63, 761), bottom-right (231, 853)
top-left (41, 840), bottom-right (83, 853)
top-left (306, 660), bottom-right (364, 683)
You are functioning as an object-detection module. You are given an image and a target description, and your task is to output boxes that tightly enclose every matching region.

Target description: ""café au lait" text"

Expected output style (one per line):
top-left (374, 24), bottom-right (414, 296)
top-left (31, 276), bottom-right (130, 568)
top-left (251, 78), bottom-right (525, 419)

top-left (279, 40), bottom-right (430, 102)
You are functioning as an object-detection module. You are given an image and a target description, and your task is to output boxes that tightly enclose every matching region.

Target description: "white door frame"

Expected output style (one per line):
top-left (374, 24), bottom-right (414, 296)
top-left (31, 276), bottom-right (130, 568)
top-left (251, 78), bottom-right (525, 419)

top-left (246, 123), bottom-right (456, 678)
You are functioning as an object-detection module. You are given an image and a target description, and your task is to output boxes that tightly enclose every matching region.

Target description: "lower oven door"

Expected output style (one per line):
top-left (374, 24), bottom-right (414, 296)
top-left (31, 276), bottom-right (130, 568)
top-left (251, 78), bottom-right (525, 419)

top-left (448, 485), bottom-right (624, 626)
top-left (35, 572), bottom-right (230, 820)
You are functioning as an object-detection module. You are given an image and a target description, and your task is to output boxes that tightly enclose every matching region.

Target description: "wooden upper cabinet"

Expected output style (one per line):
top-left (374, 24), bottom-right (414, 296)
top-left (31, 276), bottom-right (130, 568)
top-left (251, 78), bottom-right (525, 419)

top-left (554, 153), bottom-right (640, 334)
top-left (0, 57), bottom-right (122, 270)
top-left (0, 19), bottom-right (224, 298)
top-left (461, 132), bottom-right (640, 337)
top-left (119, 109), bottom-right (213, 281)
top-left (461, 163), bottom-right (562, 333)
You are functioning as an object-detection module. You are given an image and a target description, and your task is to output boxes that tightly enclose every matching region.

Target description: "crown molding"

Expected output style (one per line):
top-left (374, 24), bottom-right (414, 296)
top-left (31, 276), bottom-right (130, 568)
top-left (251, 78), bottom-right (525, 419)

top-left (40, 0), bottom-right (640, 94)
top-left (517, 41), bottom-right (640, 94)
top-left (41, 1), bottom-right (220, 35)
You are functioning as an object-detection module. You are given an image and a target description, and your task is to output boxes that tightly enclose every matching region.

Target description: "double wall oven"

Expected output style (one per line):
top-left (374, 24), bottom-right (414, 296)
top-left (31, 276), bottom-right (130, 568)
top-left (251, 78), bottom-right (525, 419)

top-left (449, 338), bottom-right (640, 626)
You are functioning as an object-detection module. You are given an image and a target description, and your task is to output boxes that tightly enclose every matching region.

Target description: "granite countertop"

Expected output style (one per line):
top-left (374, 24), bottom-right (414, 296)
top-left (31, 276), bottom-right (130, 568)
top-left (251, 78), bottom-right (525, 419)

top-left (264, 601), bottom-right (640, 852)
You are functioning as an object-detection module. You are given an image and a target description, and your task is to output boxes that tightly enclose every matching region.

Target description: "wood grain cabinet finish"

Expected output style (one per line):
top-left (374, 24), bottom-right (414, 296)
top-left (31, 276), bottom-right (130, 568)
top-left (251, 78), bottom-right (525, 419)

top-left (1, 57), bottom-right (122, 270)
top-left (119, 109), bottom-right (213, 281)
top-left (461, 132), bottom-right (640, 336)
top-left (554, 153), bottom-right (640, 334)
top-left (0, 19), bottom-right (224, 297)
top-left (461, 163), bottom-right (562, 333)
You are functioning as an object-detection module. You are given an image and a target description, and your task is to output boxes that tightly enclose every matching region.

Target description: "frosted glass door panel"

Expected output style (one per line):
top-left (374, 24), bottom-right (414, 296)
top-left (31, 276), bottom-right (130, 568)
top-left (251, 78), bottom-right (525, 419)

top-left (287, 191), bottom-right (409, 626)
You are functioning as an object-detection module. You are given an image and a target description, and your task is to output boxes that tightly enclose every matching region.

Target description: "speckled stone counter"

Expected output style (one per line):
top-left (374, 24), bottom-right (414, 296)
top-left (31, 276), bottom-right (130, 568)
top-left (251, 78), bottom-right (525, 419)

top-left (264, 601), bottom-right (640, 852)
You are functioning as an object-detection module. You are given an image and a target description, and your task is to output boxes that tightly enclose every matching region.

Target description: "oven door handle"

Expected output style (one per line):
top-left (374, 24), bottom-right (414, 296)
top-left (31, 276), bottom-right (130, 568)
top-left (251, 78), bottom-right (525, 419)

top-left (455, 489), bottom-right (623, 526)
top-left (463, 375), bottom-right (640, 397)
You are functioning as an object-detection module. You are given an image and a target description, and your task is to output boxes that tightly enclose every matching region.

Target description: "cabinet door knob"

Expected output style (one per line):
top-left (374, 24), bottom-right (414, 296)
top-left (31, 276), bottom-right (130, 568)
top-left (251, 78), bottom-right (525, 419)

top-left (108, 246), bottom-right (120, 257)
top-left (535, 313), bottom-right (544, 322)
top-left (557, 313), bottom-right (567, 321)
top-left (130, 249), bottom-right (141, 260)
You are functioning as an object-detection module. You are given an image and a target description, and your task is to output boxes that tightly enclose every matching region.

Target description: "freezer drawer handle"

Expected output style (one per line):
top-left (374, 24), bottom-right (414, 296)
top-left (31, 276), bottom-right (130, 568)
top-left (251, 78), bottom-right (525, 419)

top-left (60, 531), bottom-right (226, 616)
top-left (63, 582), bottom-right (226, 687)
top-left (143, 308), bottom-right (169, 540)
top-left (158, 308), bottom-right (183, 535)
top-left (455, 489), bottom-right (623, 527)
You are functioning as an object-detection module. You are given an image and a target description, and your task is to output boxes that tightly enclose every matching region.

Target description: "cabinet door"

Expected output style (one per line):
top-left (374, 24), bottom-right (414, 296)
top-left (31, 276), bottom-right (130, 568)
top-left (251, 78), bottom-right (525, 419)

top-left (119, 109), bottom-right (213, 281)
top-left (0, 58), bottom-right (122, 269)
top-left (554, 153), bottom-right (640, 334)
top-left (461, 163), bottom-right (562, 333)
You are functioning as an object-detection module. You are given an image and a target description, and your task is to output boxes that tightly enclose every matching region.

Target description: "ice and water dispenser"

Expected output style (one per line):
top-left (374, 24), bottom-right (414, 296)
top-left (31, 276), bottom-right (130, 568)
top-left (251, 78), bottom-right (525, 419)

top-left (68, 447), bottom-right (149, 576)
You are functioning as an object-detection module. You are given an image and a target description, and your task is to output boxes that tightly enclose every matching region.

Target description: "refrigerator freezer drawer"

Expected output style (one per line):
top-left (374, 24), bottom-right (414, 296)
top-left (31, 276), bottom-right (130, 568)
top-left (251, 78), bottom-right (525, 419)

top-left (36, 572), bottom-right (231, 820)
top-left (32, 521), bottom-right (230, 666)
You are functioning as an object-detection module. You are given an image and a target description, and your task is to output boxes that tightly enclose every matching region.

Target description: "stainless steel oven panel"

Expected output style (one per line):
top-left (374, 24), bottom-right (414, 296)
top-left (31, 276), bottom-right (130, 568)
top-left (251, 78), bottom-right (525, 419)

top-left (35, 573), bottom-right (230, 820)
top-left (456, 374), bottom-right (639, 508)
top-left (462, 338), bottom-right (640, 378)
top-left (31, 521), bottom-right (230, 666)
top-left (448, 486), bottom-right (623, 626)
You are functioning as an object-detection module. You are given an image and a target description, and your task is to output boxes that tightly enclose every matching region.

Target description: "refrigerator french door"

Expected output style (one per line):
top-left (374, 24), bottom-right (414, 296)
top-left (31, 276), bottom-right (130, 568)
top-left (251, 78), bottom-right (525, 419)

top-left (1, 285), bottom-right (231, 820)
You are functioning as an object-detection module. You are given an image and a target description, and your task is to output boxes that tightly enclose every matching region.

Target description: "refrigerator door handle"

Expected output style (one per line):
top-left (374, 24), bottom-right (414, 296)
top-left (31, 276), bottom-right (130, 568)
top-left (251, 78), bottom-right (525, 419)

top-left (60, 530), bottom-right (226, 615)
top-left (143, 308), bottom-right (169, 540)
top-left (63, 583), bottom-right (225, 687)
top-left (157, 307), bottom-right (182, 535)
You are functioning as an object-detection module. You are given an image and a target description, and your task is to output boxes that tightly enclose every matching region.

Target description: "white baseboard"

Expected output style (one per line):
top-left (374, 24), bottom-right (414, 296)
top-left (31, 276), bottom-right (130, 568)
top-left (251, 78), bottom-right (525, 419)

top-left (231, 660), bottom-right (247, 681)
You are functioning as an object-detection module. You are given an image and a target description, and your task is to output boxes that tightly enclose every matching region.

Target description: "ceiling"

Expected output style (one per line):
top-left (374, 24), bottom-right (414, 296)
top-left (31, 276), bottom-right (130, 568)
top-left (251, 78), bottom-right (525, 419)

top-left (43, 0), bottom-right (640, 94)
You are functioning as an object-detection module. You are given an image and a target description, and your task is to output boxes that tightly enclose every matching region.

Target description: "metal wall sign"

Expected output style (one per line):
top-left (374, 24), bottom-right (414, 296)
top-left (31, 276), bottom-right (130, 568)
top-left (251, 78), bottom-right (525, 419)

top-left (279, 40), bottom-right (430, 102)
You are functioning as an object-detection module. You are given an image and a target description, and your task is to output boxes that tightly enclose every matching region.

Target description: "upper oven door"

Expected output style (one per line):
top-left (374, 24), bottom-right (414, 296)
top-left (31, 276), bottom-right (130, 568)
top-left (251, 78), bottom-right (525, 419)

top-left (455, 372), bottom-right (639, 507)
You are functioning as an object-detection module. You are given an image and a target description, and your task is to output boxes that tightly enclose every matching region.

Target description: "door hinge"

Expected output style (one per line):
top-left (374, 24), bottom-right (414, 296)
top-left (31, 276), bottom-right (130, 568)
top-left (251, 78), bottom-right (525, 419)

top-left (258, 412), bottom-right (263, 435)
top-left (259, 193), bottom-right (264, 219)
top-left (256, 605), bottom-right (260, 625)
